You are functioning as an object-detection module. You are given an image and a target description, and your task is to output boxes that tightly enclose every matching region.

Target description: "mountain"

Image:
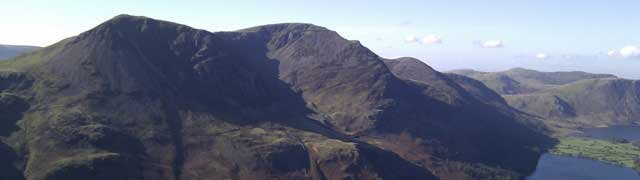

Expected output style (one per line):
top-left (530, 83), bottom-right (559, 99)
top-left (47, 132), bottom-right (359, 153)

top-left (382, 58), bottom-right (549, 134)
top-left (383, 57), bottom-right (508, 108)
top-left (449, 68), bottom-right (616, 95)
top-left (450, 68), bottom-right (640, 133)
top-left (0, 45), bottom-right (39, 60)
top-left (505, 78), bottom-right (640, 130)
top-left (0, 15), bottom-right (551, 180)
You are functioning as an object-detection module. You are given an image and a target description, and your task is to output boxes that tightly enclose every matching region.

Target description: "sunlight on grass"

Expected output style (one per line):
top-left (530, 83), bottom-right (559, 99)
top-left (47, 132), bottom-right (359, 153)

top-left (551, 137), bottom-right (640, 168)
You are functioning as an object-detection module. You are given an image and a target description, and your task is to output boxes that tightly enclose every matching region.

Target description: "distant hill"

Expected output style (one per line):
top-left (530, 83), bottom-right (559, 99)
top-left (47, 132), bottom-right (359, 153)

top-left (505, 78), bottom-right (640, 129)
top-left (0, 15), bottom-right (551, 180)
top-left (449, 68), bottom-right (616, 95)
top-left (0, 44), bottom-right (39, 60)
top-left (450, 68), bottom-right (639, 133)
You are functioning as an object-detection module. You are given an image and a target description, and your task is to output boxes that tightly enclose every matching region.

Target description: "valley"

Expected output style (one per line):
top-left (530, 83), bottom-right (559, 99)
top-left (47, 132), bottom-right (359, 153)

top-left (450, 68), bottom-right (640, 179)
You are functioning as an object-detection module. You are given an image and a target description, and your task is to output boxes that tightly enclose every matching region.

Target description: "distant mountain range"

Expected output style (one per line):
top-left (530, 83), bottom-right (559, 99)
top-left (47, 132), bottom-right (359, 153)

top-left (449, 68), bottom-right (616, 95)
top-left (0, 15), bottom-right (552, 180)
top-left (0, 45), bottom-right (39, 60)
top-left (450, 68), bottom-right (640, 134)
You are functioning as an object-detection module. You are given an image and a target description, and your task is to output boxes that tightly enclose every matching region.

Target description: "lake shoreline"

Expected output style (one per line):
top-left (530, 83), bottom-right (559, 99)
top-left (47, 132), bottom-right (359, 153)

top-left (528, 125), bottom-right (640, 180)
top-left (549, 151), bottom-right (636, 169)
top-left (550, 137), bottom-right (640, 169)
top-left (528, 153), bottom-right (640, 180)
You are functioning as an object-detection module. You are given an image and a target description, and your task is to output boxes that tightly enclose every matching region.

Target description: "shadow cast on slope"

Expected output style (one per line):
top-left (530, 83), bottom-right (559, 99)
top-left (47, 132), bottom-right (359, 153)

top-left (376, 79), bottom-right (556, 175)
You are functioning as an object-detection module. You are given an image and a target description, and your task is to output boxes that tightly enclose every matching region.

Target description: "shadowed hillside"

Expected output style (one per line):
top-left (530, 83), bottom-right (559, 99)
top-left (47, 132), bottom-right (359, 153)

top-left (383, 58), bottom-right (550, 135)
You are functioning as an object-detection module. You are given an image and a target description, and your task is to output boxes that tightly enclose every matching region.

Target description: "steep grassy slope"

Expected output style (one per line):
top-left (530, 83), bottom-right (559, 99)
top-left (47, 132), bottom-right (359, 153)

top-left (0, 45), bottom-right (40, 60)
top-left (0, 15), bottom-right (551, 180)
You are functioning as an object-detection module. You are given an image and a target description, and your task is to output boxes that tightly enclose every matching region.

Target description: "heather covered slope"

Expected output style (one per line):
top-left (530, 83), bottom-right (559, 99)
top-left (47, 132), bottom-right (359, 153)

top-left (450, 68), bottom-right (616, 95)
top-left (0, 45), bottom-right (39, 60)
top-left (0, 15), bottom-right (551, 180)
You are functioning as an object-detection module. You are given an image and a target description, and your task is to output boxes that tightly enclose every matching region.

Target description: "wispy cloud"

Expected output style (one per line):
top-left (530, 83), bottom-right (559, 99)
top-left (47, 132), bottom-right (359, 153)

top-left (421, 35), bottom-right (443, 44)
top-left (404, 35), bottom-right (419, 43)
top-left (474, 40), bottom-right (504, 48)
top-left (405, 34), bottom-right (443, 45)
top-left (536, 53), bottom-right (549, 59)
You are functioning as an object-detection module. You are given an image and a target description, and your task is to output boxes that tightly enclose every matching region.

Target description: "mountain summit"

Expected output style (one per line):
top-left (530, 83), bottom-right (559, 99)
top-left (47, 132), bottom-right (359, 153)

top-left (0, 15), bottom-right (551, 180)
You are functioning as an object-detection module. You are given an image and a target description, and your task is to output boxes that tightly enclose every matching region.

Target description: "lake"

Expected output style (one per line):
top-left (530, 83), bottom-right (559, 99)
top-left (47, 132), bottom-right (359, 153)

top-left (579, 125), bottom-right (640, 141)
top-left (527, 154), bottom-right (640, 180)
top-left (528, 126), bottom-right (640, 180)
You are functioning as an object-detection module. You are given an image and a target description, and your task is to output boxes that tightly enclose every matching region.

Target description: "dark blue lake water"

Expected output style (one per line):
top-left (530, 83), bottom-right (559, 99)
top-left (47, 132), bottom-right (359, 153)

top-left (527, 154), bottom-right (640, 180)
top-left (528, 126), bottom-right (640, 180)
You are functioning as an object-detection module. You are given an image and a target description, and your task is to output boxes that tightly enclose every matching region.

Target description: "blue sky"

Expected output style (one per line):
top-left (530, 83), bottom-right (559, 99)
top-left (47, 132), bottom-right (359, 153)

top-left (2, 0), bottom-right (640, 78)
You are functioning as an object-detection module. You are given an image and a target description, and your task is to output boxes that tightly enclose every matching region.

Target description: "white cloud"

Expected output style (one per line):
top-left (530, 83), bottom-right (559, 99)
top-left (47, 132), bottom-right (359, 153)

top-left (620, 46), bottom-right (640, 58)
top-left (475, 40), bottom-right (504, 48)
top-left (421, 35), bottom-right (443, 44)
top-left (405, 34), bottom-right (443, 45)
top-left (536, 53), bottom-right (549, 59)
top-left (607, 46), bottom-right (640, 58)
top-left (404, 35), bottom-right (419, 43)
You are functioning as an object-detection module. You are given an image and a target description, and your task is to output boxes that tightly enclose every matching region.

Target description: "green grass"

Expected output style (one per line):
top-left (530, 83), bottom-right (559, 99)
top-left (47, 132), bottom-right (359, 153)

top-left (551, 137), bottom-right (640, 168)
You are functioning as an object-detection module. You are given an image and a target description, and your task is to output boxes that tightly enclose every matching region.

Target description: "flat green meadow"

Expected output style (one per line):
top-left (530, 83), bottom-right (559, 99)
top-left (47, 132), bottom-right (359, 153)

top-left (551, 137), bottom-right (640, 168)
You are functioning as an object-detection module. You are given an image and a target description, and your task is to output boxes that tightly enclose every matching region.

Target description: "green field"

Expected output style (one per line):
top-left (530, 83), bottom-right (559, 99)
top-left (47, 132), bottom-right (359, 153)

top-left (551, 137), bottom-right (640, 168)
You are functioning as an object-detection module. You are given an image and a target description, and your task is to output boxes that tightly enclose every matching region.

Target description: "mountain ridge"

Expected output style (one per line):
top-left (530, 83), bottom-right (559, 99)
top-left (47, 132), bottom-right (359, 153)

top-left (0, 14), bottom-right (551, 180)
top-left (505, 78), bottom-right (640, 131)
top-left (450, 67), bottom-right (639, 134)
top-left (449, 68), bottom-right (617, 95)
